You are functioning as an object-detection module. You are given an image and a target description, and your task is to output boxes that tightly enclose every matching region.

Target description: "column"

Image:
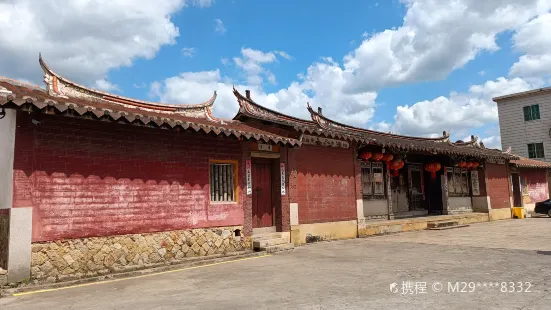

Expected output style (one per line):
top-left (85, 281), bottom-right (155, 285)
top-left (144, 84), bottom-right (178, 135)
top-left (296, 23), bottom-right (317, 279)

top-left (0, 109), bottom-right (32, 283)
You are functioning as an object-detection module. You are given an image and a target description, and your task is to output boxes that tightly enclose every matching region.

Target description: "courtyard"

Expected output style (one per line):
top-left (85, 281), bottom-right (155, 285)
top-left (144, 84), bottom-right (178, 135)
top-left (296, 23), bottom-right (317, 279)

top-left (1, 218), bottom-right (551, 309)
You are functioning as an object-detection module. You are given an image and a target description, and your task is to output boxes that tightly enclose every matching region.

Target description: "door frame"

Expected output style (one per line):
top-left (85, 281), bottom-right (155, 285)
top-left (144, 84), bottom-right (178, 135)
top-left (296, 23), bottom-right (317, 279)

top-left (251, 157), bottom-right (278, 229)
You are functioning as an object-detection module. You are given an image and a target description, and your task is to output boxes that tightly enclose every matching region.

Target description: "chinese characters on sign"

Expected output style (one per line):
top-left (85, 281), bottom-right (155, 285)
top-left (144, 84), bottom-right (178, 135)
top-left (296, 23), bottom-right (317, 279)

top-left (302, 134), bottom-right (350, 148)
top-left (280, 163), bottom-right (286, 196)
top-left (471, 170), bottom-right (480, 196)
top-left (258, 143), bottom-right (273, 152)
top-left (246, 160), bottom-right (252, 195)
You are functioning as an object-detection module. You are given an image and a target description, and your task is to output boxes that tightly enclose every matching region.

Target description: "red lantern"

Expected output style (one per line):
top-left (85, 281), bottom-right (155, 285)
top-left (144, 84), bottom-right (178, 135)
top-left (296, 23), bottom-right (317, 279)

top-left (389, 159), bottom-right (404, 176)
top-left (382, 153), bottom-right (394, 163)
top-left (471, 161), bottom-right (479, 169)
top-left (424, 162), bottom-right (442, 179)
top-left (371, 152), bottom-right (384, 161)
top-left (465, 162), bottom-right (473, 169)
top-left (359, 151), bottom-right (372, 161)
top-left (458, 161), bottom-right (467, 168)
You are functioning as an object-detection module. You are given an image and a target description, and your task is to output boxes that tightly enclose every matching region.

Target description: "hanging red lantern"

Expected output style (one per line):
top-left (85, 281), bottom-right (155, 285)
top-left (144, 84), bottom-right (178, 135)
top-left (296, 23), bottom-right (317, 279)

top-left (458, 161), bottom-right (467, 168)
top-left (382, 153), bottom-right (394, 162)
top-left (359, 151), bottom-right (372, 161)
top-left (465, 162), bottom-right (473, 169)
top-left (471, 161), bottom-right (479, 170)
top-left (389, 159), bottom-right (404, 176)
top-left (371, 152), bottom-right (384, 161)
top-left (424, 162), bottom-right (442, 179)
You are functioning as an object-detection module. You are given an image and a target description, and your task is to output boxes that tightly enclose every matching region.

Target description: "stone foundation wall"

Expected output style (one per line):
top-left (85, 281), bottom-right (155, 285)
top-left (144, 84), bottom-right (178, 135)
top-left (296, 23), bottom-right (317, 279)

top-left (31, 226), bottom-right (250, 283)
top-left (358, 213), bottom-right (490, 237)
top-left (0, 210), bottom-right (9, 270)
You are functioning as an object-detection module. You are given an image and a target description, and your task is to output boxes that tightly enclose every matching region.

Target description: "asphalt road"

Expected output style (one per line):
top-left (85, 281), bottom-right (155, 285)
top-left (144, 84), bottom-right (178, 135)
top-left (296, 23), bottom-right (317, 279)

top-left (1, 218), bottom-right (551, 309)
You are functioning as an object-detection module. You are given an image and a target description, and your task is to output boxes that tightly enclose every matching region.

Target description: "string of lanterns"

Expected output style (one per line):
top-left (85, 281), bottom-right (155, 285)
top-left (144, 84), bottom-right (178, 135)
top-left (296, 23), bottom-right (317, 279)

top-left (359, 151), bottom-right (402, 176)
top-left (360, 150), bottom-right (481, 181)
top-left (458, 160), bottom-right (479, 170)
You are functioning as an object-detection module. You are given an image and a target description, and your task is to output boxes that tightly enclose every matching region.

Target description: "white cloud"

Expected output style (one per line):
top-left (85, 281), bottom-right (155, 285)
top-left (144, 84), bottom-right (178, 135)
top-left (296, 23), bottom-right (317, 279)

top-left (275, 51), bottom-right (293, 60)
top-left (341, 0), bottom-right (551, 93)
top-left (0, 0), bottom-right (205, 85)
top-left (232, 48), bottom-right (290, 86)
top-left (481, 136), bottom-right (502, 150)
top-left (478, 70), bottom-right (486, 76)
top-left (181, 47), bottom-right (197, 57)
top-left (214, 18), bottom-right (226, 34)
top-left (152, 55), bottom-right (377, 126)
top-left (390, 77), bottom-right (540, 137)
top-left (510, 13), bottom-right (551, 78)
top-left (94, 79), bottom-right (120, 92)
top-left (221, 58), bottom-right (230, 66)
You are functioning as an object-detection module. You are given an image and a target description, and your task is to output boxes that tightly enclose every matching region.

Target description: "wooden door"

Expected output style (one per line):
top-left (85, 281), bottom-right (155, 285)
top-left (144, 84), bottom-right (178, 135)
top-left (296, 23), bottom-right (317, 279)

top-left (252, 159), bottom-right (273, 228)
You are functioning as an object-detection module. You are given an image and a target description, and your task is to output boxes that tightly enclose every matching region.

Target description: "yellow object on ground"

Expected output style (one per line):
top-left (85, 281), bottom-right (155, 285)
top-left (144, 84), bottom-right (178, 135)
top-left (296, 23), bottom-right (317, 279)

top-left (512, 207), bottom-right (525, 219)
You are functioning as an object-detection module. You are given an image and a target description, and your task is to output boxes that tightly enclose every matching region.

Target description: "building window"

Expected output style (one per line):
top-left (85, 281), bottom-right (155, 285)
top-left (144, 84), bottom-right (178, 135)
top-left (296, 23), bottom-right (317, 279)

top-left (210, 161), bottom-right (237, 202)
top-left (523, 104), bottom-right (540, 121)
top-left (361, 162), bottom-right (385, 197)
top-left (527, 143), bottom-right (545, 159)
top-left (446, 167), bottom-right (470, 196)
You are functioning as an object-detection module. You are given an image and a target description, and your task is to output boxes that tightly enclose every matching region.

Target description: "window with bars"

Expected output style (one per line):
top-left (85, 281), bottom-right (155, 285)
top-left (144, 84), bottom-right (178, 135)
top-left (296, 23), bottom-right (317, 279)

top-left (361, 162), bottom-right (385, 197)
top-left (523, 104), bottom-right (540, 121)
top-left (210, 162), bottom-right (236, 202)
top-left (527, 143), bottom-right (545, 159)
top-left (446, 167), bottom-right (470, 196)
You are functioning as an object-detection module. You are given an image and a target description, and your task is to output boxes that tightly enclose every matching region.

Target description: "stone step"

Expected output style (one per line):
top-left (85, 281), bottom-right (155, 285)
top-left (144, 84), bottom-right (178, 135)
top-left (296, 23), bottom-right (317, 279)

top-left (427, 221), bottom-right (459, 229)
top-left (261, 243), bottom-right (294, 254)
top-left (427, 224), bottom-right (470, 231)
top-left (253, 237), bottom-right (289, 249)
top-left (252, 232), bottom-right (282, 241)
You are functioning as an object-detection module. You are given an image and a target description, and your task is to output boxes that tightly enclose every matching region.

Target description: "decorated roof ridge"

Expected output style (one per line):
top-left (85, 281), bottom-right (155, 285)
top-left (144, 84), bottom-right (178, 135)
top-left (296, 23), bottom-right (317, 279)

top-left (510, 155), bottom-right (551, 169)
top-left (452, 135), bottom-right (481, 148)
top-left (39, 53), bottom-right (218, 120)
top-left (0, 79), bottom-right (302, 147)
top-left (232, 87), bottom-right (315, 125)
top-left (306, 103), bottom-right (451, 142)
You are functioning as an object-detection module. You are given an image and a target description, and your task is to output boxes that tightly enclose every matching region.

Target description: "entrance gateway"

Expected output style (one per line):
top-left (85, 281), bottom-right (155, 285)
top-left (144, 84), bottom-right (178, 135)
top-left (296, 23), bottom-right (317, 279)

top-left (252, 158), bottom-right (274, 228)
top-left (250, 143), bottom-right (282, 232)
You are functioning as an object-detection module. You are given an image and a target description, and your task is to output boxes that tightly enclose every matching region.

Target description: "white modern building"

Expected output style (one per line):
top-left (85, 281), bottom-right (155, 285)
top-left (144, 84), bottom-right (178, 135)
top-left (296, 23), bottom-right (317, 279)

top-left (494, 87), bottom-right (551, 163)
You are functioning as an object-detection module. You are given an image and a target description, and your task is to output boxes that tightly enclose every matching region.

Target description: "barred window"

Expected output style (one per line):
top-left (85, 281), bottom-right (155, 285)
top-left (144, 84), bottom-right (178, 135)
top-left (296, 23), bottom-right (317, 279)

top-left (361, 162), bottom-right (385, 197)
top-left (210, 162), bottom-right (236, 202)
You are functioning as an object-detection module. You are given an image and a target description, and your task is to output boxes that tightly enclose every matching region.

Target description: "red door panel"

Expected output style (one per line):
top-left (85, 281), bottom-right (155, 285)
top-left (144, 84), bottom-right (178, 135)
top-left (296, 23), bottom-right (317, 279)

top-left (252, 159), bottom-right (273, 228)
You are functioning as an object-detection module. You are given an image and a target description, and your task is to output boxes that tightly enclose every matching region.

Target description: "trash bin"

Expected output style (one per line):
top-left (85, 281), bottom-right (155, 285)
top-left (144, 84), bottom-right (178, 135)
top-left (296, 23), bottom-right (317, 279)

top-left (512, 207), bottom-right (525, 219)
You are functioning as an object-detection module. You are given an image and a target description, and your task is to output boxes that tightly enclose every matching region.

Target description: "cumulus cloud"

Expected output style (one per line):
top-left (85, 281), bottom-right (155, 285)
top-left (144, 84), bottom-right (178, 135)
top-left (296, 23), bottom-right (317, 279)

top-left (152, 55), bottom-right (377, 125)
top-left (94, 79), bottom-right (120, 92)
top-left (390, 77), bottom-right (540, 137)
top-left (341, 0), bottom-right (551, 93)
top-left (510, 13), bottom-right (551, 78)
top-left (0, 0), bottom-right (201, 85)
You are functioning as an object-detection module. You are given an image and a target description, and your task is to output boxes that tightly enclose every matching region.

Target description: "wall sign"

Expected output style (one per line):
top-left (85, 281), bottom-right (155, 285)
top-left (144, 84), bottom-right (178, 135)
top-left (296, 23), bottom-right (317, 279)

top-left (486, 158), bottom-right (506, 165)
top-left (471, 170), bottom-right (480, 196)
top-left (302, 134), bottom-right (349, 148)
top-left (246, 159), bottom-right (252, 195)
top-left (280, 163), bottom-right (286, 196)
top-left (258, 143), bottom-right (273, 152)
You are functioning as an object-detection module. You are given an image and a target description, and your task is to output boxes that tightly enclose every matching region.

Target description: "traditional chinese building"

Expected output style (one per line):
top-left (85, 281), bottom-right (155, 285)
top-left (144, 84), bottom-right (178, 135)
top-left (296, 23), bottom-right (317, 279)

top-left (0, 56), bottom-right (519, 285)
top-left (509, 156), bottom-right (551, 215)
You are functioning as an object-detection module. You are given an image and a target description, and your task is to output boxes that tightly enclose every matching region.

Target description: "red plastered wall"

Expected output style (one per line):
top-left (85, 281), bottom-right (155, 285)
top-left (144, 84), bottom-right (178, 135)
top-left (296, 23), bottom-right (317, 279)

top-left (294, 145), bottom-right (356, 224)
top-left (485, 163), bottom-right (511, 209)
top-left (13, 112), bottom-right (244, 242)
top-left (520, 168), bottom-right (549, 203)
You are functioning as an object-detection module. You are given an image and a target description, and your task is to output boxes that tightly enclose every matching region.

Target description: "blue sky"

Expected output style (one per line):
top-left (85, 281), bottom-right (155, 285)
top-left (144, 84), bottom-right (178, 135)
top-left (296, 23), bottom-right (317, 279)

top-left (2, 0), bottom-right (551, 149)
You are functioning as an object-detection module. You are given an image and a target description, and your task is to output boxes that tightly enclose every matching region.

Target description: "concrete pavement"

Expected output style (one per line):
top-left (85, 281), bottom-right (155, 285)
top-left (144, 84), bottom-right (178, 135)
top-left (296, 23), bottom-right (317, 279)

top-left (1, 218), bottom-right (551, 309)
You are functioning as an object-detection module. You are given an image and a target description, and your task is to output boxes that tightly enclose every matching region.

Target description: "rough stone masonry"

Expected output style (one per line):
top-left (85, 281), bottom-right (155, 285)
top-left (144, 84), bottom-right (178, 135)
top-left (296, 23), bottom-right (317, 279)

top-left (30, 226), bottom-right (249, 283)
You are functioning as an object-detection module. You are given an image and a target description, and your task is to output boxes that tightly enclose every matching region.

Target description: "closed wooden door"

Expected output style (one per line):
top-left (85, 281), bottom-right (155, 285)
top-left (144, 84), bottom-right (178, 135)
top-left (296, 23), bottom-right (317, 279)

top-left (252, 159), bottom-right (273, 228)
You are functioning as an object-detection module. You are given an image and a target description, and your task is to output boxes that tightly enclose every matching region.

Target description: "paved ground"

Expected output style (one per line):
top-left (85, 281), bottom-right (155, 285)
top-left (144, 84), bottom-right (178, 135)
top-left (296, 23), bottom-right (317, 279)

top-left (1, 218), bottom-right (551, 310)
